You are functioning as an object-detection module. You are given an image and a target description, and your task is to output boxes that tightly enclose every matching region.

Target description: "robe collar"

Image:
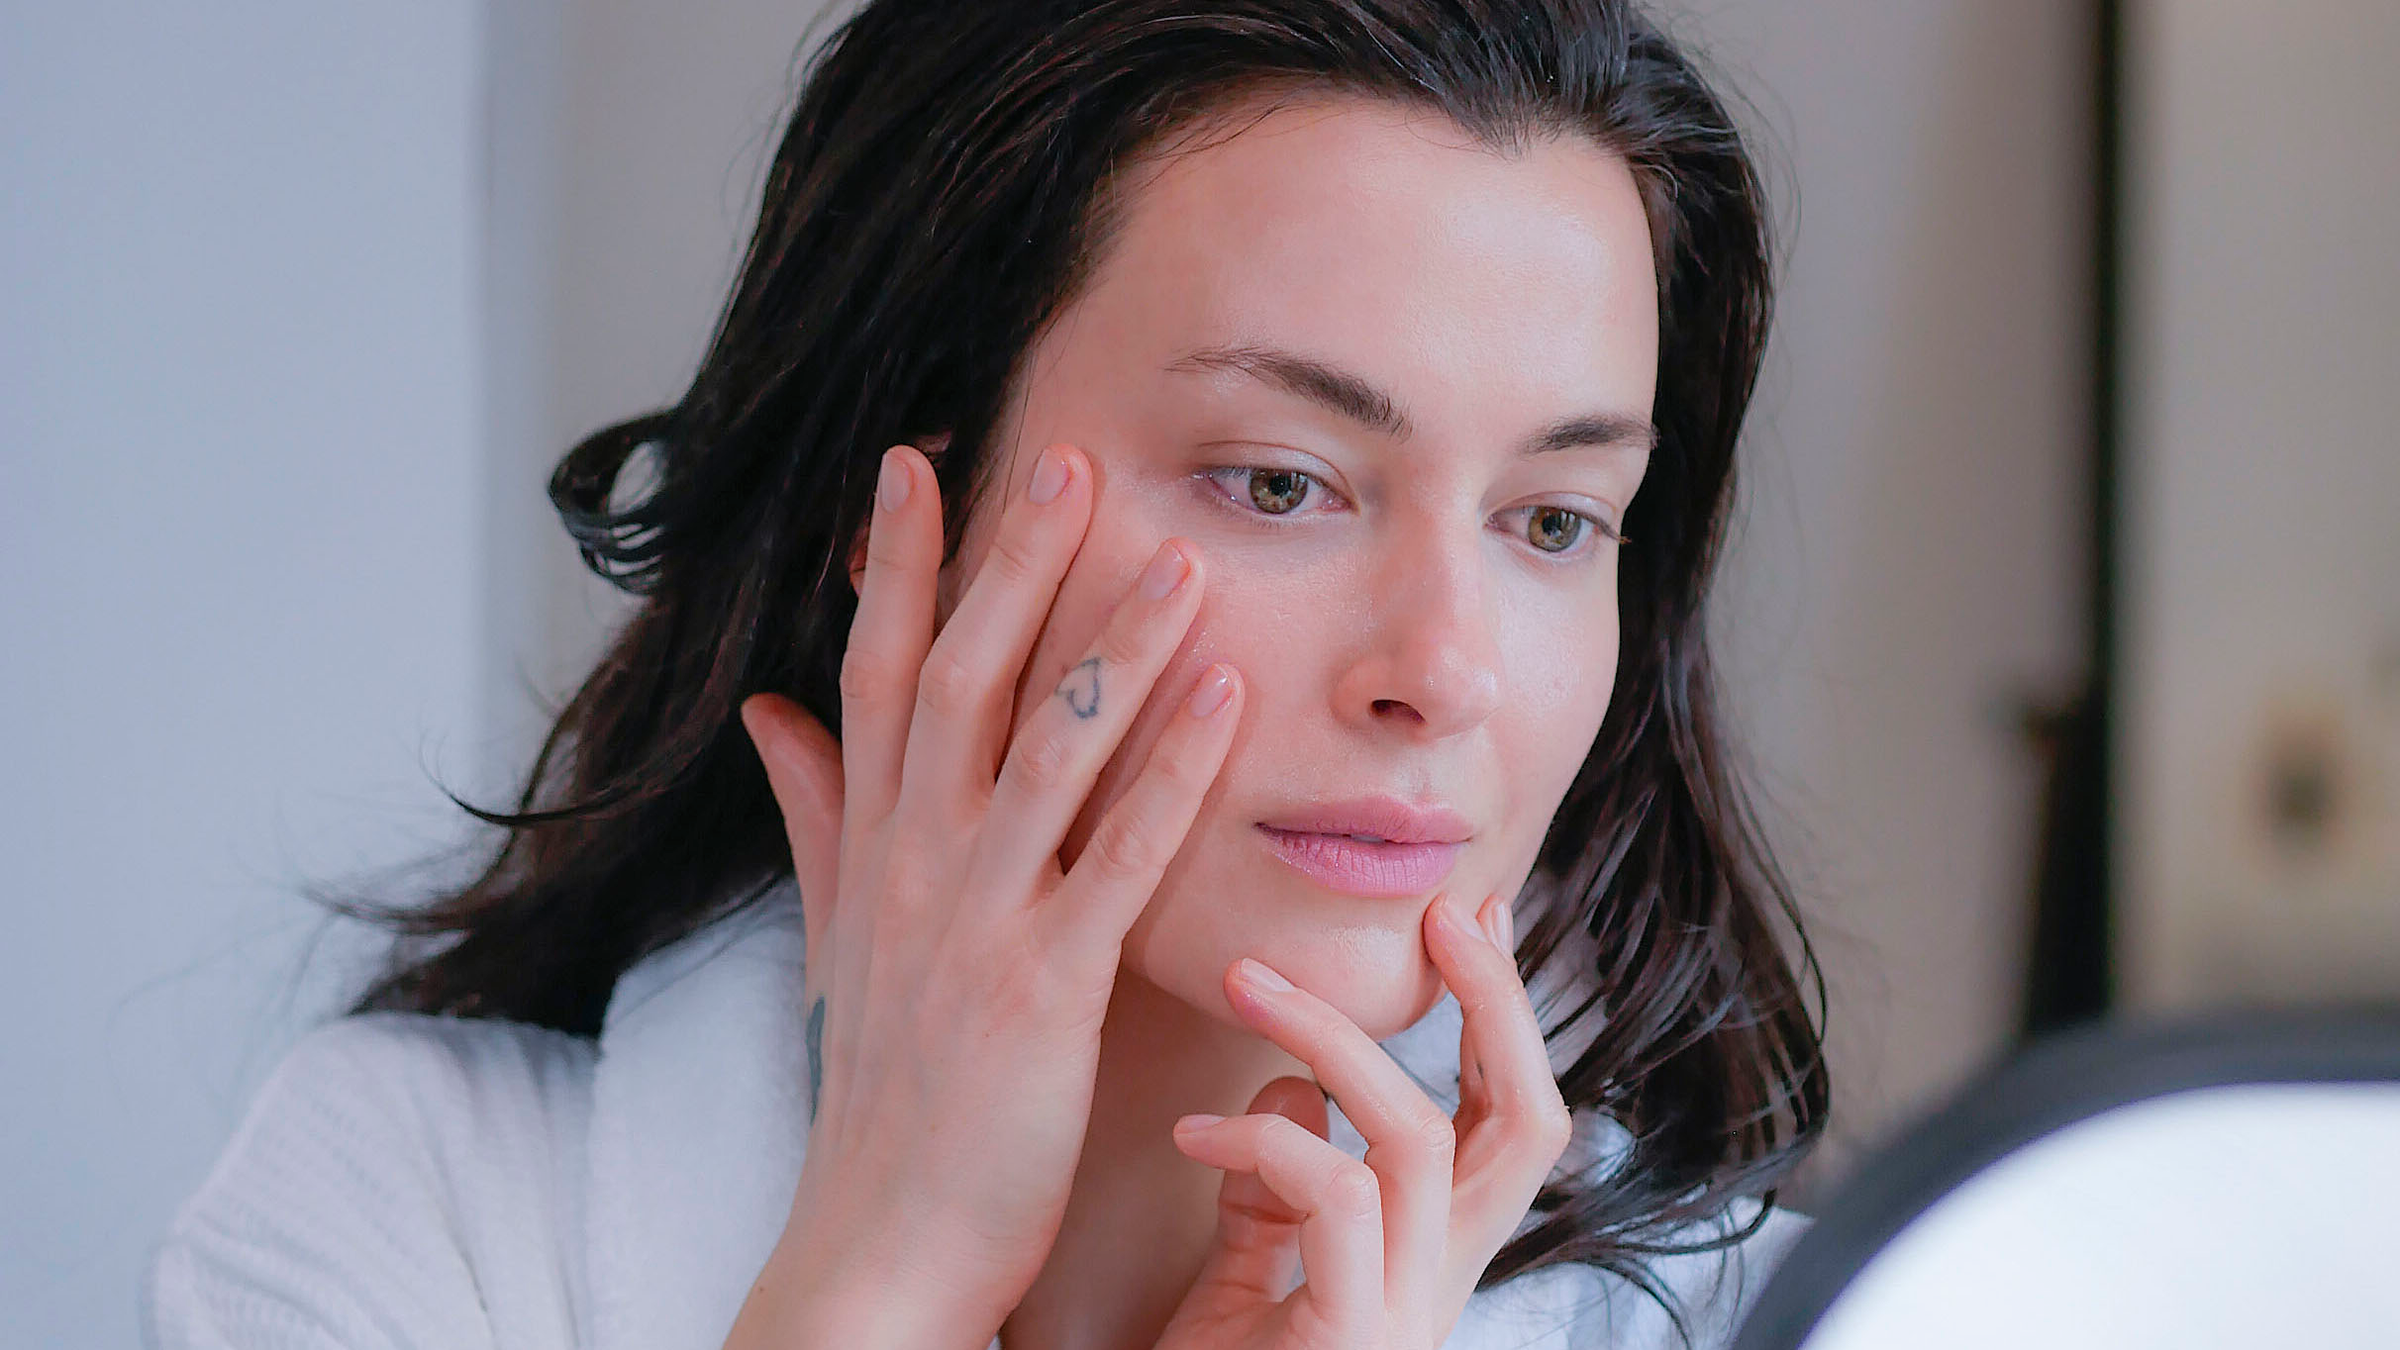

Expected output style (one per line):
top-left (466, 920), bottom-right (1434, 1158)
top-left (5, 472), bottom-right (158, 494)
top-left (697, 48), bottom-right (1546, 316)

top-left (579, 880), bottom-right (1610, 1350)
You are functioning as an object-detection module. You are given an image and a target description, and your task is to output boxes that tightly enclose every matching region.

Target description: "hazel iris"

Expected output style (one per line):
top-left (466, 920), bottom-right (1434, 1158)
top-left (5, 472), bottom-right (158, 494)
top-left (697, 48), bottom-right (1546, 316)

top-left (1527, 505), bottom-right (1585, 552)
top-left (1248, 468), bottom-right (1310, 514)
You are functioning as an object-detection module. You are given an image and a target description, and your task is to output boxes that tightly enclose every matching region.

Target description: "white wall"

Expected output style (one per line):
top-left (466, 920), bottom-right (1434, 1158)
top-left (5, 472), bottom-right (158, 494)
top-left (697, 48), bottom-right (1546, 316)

top-left (486, 0), bottom-right (839, 751)
top-left (1671, 0), bottom-right (2092, 1175)
top-left (2120, 1), bottom-right (2400, 1008)
top-left (3, 3), bottom-right (842, 1341)
top-left (2, 6), bottom-right (486, 1345)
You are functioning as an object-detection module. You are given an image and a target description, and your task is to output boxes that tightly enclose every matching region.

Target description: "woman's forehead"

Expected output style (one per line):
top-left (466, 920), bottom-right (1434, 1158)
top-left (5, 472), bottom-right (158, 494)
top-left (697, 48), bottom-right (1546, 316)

top-left (1052, 93), bottom-right (1661, 433)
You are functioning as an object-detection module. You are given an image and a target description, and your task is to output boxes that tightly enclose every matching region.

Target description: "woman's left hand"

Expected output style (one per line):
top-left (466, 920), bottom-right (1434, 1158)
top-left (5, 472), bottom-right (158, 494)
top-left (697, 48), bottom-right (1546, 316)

top-left (1155, 888), bottom-right (1574, 1350)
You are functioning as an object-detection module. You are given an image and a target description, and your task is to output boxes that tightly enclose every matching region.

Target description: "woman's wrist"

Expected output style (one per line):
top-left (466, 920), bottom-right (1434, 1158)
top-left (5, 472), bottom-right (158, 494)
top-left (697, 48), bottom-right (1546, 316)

top-left (736, 1221), bottom-right (1006, 1350)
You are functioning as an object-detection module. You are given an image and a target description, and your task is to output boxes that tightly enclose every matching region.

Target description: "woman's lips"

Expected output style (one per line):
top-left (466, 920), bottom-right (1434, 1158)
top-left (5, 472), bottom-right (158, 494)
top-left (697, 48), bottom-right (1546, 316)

top-left (1255, 825), bottom-right (1463, 898)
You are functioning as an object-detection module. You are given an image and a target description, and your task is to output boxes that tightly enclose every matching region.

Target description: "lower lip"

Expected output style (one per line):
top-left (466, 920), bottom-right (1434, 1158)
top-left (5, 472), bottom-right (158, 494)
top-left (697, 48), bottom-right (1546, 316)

top-left (1255, 826), bottom-right (1463, 898)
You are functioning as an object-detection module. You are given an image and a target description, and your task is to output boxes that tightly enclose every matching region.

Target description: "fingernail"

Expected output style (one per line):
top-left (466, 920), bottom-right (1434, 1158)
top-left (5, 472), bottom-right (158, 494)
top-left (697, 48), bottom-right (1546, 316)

top-left (1237, 957), bottom-right (1293, 993)
top-left (1028, 446), bottom-right (1071, 504)
top-left (1138, 541), bottom-right (1190, 601)
top-left (1432, 893), bottom-right (1474, 943)
top-left (1174, 1113), bottom-right (1226, 1135)
top-left (877, 447), bottom-right (911, 512)
top-left (1479, 894), bottom-right (1508, 951)
top-left (1185, 664), bottom-right (1235, 718)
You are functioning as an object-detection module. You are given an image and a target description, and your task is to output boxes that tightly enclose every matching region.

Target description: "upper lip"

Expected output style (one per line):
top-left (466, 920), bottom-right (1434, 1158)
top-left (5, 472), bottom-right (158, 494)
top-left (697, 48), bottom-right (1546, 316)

top-left (1256, 797), bottom-right (1474, 845)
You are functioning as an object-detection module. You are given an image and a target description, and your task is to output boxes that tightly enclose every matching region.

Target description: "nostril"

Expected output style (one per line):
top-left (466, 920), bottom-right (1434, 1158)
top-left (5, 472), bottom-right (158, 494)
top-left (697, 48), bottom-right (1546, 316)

top-left (1372, 698), bottom-right (1424, 721)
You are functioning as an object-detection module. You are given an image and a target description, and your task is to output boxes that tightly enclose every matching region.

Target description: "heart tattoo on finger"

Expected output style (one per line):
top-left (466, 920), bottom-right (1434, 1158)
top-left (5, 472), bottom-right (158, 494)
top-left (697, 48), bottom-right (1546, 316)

top-left (1057, 656), bottom-right (1102, 720)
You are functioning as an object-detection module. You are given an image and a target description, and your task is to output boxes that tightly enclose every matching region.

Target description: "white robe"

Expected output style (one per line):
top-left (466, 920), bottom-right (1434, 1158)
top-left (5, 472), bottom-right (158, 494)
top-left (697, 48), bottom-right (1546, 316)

top-left (144, 884), bottom-right (1805, 1349)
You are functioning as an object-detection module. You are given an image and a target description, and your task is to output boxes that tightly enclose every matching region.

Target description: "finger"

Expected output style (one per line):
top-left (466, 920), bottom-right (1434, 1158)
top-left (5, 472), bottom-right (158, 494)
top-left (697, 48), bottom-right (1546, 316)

top-left (1174, 1077), bottom-right (1326, 1303)
top-left (1424, 890), bottom-right (1574, 1253)
top-left (978, 537), bottom-right (1203, 887)
top-left (896, 442), bottom-right (1091, 820)
top-left (1033, 662), bottom-right (1241, 972)
top-left (1173, 1107), bottom-right (1384, 1331)
top-left (1223, 956), bottom-right (1454, 1307)
top-left (838, 444), bottom-right (943, 845)
top-left (847, 434), bottom-right (951, 593)
top-left (738, 693), bottom-right (845, 959)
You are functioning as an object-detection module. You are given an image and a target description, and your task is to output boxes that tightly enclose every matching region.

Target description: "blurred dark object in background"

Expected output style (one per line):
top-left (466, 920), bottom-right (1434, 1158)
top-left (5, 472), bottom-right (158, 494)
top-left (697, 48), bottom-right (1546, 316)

top-left (1735, 1007), bottom-right (2400, 1349)
top-left (2023, 0), bottom-right (2400, 1040)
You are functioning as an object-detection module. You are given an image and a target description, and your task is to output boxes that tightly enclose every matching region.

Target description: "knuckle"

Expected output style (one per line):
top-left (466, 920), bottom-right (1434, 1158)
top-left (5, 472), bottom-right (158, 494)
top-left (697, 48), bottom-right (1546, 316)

top-left (914, 644), bottom-right (982, 718)
top-left (1083, 813), bottom-right (1161, 882)
top-left (1258, 1115), bottom-right (1309, 1151)
top-left (1004, 723), bottom-right (1075, 797)
top-left (1096, 606), bottom-right (1155, 670)
top-left (1526, 1097), bottom-right (1576, 1160)
top-left (838, 647), bottom-right (901, 706)
top-left (1403, 1106), bottom-right (1458, 1159)
top-left (875, 848), bottom-right (937, 914)
top-left (1327, 1162), bottom-right (1382, 1218)
top-left (1142, 725), bottom-right (1213, 795)
top-left (986, 521), bottom-right (1048, 586)
top-left (1526, 1095), bottom-right (1584, 1157)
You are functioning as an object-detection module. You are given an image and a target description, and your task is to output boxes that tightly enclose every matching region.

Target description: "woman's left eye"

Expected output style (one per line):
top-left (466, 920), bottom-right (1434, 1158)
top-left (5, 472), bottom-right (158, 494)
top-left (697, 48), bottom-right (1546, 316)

top-left (1508, 504), bottom-right (1619, 557)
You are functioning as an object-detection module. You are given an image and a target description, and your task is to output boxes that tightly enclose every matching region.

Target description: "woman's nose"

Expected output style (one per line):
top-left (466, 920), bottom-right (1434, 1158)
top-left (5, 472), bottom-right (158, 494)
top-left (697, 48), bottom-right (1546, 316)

top-left (1332, 530), bottom-right (1505, 739)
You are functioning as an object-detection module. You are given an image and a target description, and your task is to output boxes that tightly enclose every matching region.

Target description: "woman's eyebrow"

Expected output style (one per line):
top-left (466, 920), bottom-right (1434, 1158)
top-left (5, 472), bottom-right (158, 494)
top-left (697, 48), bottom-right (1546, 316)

top-left (1163, 342), bottom-right (1656, 456)
top-left (1166, 343), bottom-right (1410, 439)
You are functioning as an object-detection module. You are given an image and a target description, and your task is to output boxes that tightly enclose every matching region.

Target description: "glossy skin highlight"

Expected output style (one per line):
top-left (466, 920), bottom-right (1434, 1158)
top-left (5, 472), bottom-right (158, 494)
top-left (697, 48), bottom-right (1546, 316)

top-left (946, 95), bottom-right (1660, 1042)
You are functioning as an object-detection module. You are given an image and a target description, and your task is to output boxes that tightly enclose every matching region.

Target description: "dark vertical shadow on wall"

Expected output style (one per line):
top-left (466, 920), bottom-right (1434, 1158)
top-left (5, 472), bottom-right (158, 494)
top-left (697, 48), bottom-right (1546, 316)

top-left (2022, 0), bottom-right (2122, 1037)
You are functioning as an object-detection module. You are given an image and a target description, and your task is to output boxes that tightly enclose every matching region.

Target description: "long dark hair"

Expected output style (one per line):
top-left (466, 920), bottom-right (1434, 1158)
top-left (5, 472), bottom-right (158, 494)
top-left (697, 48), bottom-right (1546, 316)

top-left (347, 0), bottom-right (1827, 1322)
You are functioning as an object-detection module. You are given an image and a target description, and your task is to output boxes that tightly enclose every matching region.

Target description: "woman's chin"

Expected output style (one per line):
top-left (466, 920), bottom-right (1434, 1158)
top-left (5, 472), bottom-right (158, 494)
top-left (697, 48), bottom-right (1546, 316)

top-left (1187, 922), bottom-right (1450, 1043)
top-left (1335, 965), bottom-right (1452, 1042)
top-left (1122, 861), bottom-right (1456, 1041)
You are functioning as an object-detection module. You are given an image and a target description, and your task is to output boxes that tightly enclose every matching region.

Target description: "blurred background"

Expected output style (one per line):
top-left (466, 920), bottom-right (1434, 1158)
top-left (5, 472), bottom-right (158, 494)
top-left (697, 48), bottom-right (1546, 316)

top-left (4, 2), bottom-right (2394, 1344)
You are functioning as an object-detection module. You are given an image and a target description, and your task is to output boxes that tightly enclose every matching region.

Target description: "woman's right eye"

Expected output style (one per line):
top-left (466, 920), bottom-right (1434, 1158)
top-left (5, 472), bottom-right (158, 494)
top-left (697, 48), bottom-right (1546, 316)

top-left (1199, 466), bottom-right (1325, 518)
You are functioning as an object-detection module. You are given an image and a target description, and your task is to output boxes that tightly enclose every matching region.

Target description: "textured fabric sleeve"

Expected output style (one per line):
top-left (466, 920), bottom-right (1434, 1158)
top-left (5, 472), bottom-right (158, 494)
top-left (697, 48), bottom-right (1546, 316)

top-left (142, 1013), bottom-right (597, 1350)
top-left (1557, 1199), bottom-right (1814, 1350)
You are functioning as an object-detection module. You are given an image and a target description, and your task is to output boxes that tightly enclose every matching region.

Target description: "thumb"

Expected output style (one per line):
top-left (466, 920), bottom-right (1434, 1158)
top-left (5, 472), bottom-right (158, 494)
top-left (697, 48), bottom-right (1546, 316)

top-left (1190, 1075), bottom-right (1331, 1303)
top-left (739, 692), bottom-right (845, 953)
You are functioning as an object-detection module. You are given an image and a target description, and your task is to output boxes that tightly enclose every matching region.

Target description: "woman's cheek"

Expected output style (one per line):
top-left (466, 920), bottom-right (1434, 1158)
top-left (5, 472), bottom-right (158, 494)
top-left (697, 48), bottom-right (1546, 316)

top-left (1493, 594), bottom-right (1620, 889)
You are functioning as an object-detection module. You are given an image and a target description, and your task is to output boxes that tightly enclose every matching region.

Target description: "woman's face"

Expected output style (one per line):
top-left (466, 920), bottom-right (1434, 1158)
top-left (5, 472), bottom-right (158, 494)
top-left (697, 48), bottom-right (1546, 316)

top-left (942, 94), bottom-right (1659, 1041)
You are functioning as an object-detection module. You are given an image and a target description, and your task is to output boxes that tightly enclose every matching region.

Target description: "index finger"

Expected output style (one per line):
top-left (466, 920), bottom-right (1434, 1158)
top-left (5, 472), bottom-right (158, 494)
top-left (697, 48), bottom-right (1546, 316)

top-left (1222, 956), bottom-right (1455, 1312)
top-left (1426, 891), bottom-right (1573, 1241)
top-left (837, 444), bottom-right (944, 842)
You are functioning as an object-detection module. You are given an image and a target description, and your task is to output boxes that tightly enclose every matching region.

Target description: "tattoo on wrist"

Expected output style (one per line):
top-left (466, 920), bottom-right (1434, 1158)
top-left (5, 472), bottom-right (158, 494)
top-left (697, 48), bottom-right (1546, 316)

top-left (805, 996), bottom-right (825, 1123)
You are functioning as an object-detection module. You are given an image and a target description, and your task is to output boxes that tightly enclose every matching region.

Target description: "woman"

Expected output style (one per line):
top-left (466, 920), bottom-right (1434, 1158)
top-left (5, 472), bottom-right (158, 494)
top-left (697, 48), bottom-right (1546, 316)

top-left (148, 2), bottom-right (1827, 1348)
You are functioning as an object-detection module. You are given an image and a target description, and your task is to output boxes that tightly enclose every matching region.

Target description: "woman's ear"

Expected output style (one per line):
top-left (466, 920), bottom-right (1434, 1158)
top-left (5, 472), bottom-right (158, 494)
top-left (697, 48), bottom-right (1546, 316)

top-left (850, 431), bottom-right (951, 596)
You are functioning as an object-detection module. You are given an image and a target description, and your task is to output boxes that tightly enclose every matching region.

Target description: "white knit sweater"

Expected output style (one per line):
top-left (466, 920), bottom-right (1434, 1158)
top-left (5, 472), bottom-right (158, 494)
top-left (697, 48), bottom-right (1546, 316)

top-left (144, 886), bottom-right (1805, 1350)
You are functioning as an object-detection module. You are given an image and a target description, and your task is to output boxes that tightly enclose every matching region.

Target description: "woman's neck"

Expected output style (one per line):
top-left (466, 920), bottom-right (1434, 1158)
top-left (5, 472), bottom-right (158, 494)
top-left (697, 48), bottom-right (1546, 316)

top-left (999, 969), bottom-right (1308, 1350)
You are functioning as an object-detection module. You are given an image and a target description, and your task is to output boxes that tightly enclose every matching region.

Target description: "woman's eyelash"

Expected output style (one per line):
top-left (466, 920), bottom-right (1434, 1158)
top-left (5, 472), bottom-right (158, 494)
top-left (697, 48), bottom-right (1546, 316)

top-left (1198, 465), bottom-right (1332, 517)
top-left (1196, 465), bottom-right (1625, 558)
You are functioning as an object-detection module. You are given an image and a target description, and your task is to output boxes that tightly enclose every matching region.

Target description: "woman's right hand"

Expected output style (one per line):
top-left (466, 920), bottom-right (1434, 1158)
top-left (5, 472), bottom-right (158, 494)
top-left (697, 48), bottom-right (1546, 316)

top-left (727, 441), bottom-right (1244, 1350)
